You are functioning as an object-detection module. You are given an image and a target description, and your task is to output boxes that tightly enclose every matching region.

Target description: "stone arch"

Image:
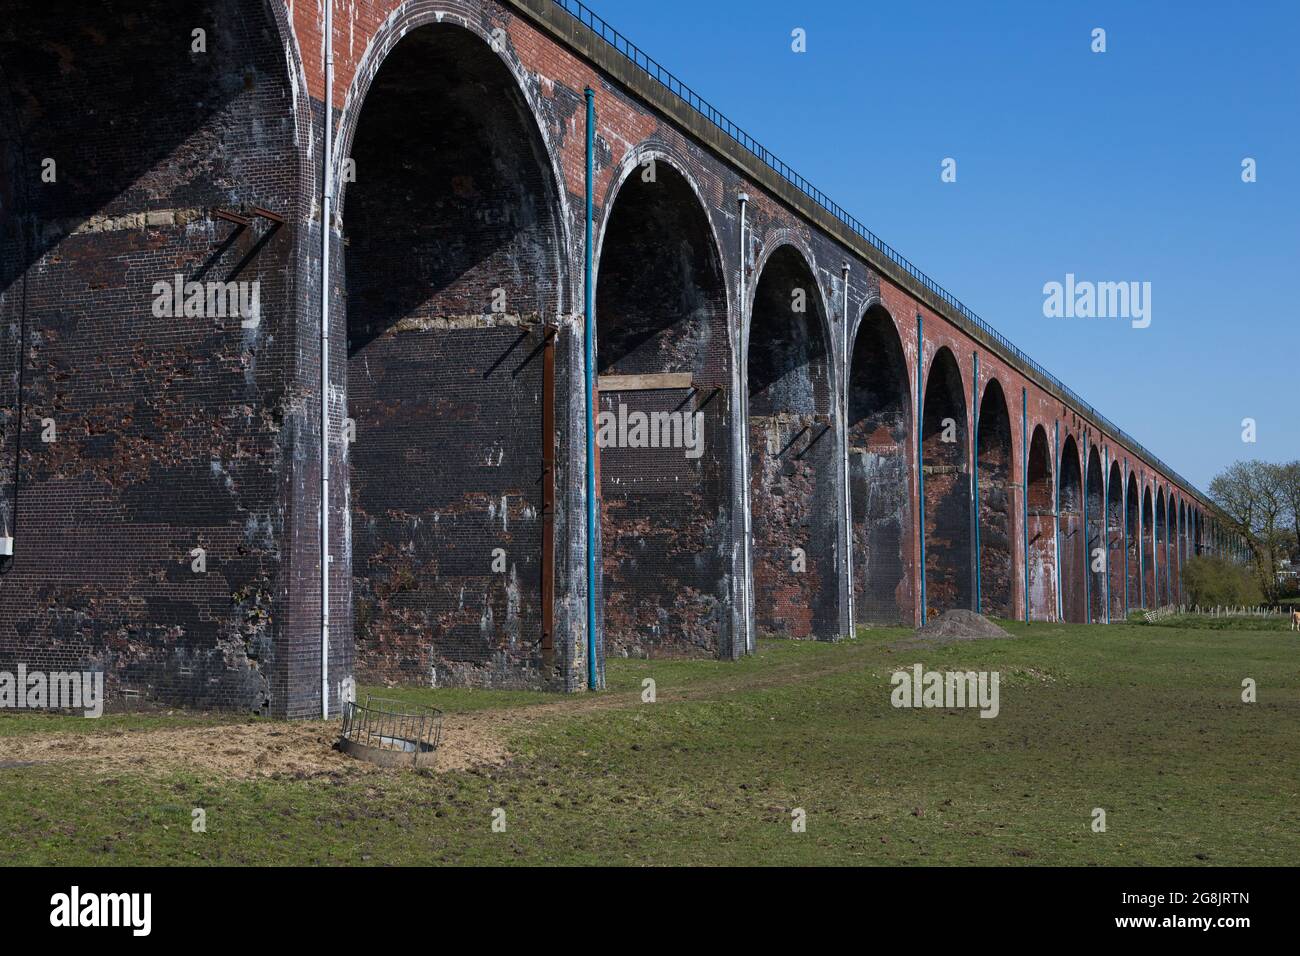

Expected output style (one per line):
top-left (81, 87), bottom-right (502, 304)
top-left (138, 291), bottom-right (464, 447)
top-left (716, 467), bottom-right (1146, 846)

top-left (745, 243), bottom-right (835, 639)
top-left (342, 21), bottom-right (568, 688)
top-left (1058, 434), bottom-right (1085, 622)
top-left (921, 346), bottom-right (970, 615)
top-left (594, 153), bottom-right (733, 659)
top-left (976, 378), bottom-right (1014, 618)
top-left (848, 303), bottom-right (913, 624)
top-left (1025, 425), bottom-right (1055, 620)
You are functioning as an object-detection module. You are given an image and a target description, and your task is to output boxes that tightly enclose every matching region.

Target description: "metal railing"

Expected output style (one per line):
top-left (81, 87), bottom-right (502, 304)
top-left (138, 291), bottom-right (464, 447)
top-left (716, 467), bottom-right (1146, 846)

top-left (548, 0), bottom-right (1209, 504)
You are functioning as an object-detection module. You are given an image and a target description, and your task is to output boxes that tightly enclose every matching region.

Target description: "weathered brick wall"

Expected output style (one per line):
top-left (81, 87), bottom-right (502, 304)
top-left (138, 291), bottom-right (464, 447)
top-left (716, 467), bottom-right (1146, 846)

top-left (921, 347), bottom-right (971, 615)
top-left (1086, 447), bottom-right (1105, 622)
top-left (1106, 465), bottom-right (1125, 619)
top-left (747, 244), bottom-right (836, 639)
top-left (976, 380), bottom-right (1013, 618)
top-left (340, 23), bottom-right (563, 688)
top-left (847, 304), bottom-right (913, 624)
top-left (1058, 436), bottom-right (1085, 622)
top-left (0, 0), bottom-right (316, 714)
top-left (1025, 425), bottom-right (1056, 620)
top-left (0, 0), bottom-right (1220, 714)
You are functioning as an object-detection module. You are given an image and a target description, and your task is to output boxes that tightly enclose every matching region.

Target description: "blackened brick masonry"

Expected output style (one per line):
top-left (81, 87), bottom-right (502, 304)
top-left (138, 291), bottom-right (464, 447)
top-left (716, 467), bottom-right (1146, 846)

top-left (0, 0), bottom-right (1227, 716)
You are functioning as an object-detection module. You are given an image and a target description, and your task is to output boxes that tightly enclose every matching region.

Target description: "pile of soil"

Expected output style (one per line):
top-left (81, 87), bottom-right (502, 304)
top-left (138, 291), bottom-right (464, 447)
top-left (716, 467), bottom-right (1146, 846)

top-left (913, 609), bottom-right (1013, 642)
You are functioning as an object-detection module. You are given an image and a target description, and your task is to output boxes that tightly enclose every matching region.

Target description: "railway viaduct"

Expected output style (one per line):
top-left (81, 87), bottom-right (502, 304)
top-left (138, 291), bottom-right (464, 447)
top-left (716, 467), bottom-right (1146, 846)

top-left (0, 0), bottom-right (1251, 717)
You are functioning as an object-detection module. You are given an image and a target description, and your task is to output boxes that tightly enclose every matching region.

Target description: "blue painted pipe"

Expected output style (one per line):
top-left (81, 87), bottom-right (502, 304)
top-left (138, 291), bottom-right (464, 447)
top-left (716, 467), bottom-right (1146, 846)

top-left (972, 352), bottom-right (981, 613)
top-left (583, 88), bottom-right (599, 690)
top-left (916, 315), bottom-right (926, 625)
top-left (1021, 388), bottom-right (1028, 622)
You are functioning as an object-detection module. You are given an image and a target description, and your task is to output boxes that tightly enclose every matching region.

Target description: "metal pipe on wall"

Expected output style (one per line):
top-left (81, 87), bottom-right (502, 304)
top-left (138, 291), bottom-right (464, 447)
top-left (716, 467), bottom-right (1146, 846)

top-left (319, 0), bottom-right (334, 719)
top-left (737, 193), bottom-right (752, 655)
top-left (841, 261), bottom-right (853, 637)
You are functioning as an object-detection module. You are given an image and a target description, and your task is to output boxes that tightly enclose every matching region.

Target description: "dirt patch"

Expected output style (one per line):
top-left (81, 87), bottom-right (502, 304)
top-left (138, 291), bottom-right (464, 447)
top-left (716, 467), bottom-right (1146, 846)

top-left (906, 609), bottom-right (1013, 646)
top-left (0, 715), bottom-right (511, 781)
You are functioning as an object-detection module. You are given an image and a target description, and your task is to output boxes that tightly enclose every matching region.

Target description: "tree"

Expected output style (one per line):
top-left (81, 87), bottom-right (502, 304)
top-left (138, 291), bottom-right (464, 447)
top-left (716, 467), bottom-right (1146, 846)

top-left (1279, 460), bottom-right (1300, 559)
top-left (1209, 459), bottom-right (1285, 601)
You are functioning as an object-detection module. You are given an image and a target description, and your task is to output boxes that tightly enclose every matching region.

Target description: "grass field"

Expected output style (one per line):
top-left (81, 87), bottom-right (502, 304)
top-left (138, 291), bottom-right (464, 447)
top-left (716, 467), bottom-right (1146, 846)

top-left (2, 619), bottom-right (1297, 866)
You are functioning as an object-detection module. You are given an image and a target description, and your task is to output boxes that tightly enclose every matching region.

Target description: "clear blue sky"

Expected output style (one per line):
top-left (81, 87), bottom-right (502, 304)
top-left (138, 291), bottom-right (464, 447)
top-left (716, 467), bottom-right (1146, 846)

top-left (586, 0), bottom-right (1299, 491)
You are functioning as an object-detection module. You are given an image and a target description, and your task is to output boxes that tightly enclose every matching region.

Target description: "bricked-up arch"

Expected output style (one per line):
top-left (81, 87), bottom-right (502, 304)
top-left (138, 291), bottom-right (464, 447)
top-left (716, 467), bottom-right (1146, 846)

top-left (1155, 489), bottom-right (1168, 606)
top-left (1058, 435), bottom-right (1085, 622)
top-left (976, 379), bottom-right (1013, 617)
top-left (848, 305), bottom-right (913, 623)
top-left (1142, 486), bottom-right (1155, 606)
top-left (1086, 446), bottom-right (1105, 622)
top-left (1025, 425), bottom-right (1055, 620)
top-left (1126, 470), bottom-right (1141, 610)
top-left (922, 347), bottom-right (971, 614)
top-left (1107, 459), bottom-right (1124, 621)
top-left (595, 159), bottom-right (731, 658)
top-left (746, 245), bottom-right (835, 638)
top-left (343, 24), bottom-right (565, 687)
top-left (0, 0), bottom-right (307, 714)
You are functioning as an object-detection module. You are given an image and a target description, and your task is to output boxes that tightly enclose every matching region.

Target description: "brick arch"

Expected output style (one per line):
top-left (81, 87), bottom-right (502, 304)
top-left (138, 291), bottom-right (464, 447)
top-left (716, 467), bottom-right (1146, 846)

top-left (976, 378), bottom-right (1014, 618)
top-left (342, 18), bottom-right (570, 688)
top-left (1142, 484), bottom-right (1156, 606)
top-left (1058, 433), bottom-right (1085, 622)
top-left (1106, 458), bottom-right (1124, 621)
top-left (848, 301), bottom-right (913, 624)
top-left (1155, 487), bottom-right (1168, 606)
top-left (1125, 468), bottom-right (1141, 611)
top-left (1086, 444), bottom-right (1105, 622)
top-left (745, 243), bottom-right (837, 639)
top-left (1025, 424), bottom-right (1055, 620)
top-left (922, 345), bottom-right (970, 615)
top-left (593, 150), bottom-right (735, 659)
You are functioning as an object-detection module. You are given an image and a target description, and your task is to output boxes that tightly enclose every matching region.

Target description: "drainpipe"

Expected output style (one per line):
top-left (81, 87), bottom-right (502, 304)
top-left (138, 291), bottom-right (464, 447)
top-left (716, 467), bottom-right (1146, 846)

top-left (737, 192), bottom-right (752, 655)
top-left (841, 261), bottom-right (853, 637)
top-left (584, 88), bottom-right (599, 688)
top-left (1122, 459), bottom-right (1129, 618)
top-left (1053, 420), bottom-right (1062, 621)
top-left (1138, 473), bottom-right (1145, 607)
top-left (916, 314), bottom-right (926, 625)
top-left (319, 0), bottom-right (334, 720)
top-left (1021, 388), bottom-right (1028, 623)
top-left (971, 352), bottom-right (980, 613)
top-left (1083, 431), bottom-right (1091, 622)
top-left (1103, 445), bottom-right (1110, 623)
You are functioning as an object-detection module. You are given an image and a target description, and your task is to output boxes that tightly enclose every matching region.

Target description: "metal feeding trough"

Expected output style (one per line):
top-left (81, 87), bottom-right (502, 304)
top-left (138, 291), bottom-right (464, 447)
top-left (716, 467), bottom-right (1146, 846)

top-left (338, 695), bottom-right (443, 768)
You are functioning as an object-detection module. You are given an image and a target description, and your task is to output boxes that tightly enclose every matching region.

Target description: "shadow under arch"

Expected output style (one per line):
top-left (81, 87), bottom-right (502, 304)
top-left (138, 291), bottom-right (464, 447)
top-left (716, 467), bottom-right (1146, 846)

top-left (342, 21), bottom-right (568, 688)
top-left (745, 243), bottom-right (836, 639)
top-left (848, 302), bottom-right (913, 624)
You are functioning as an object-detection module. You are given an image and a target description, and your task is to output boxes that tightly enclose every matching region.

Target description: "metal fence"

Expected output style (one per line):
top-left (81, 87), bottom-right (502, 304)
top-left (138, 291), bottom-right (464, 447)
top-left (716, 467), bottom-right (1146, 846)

top-left (549, 0), bottom-right (1209, 504)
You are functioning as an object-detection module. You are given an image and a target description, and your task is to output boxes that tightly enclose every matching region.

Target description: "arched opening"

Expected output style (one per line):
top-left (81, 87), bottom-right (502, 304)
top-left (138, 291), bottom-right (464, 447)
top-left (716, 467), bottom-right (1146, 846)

top-left (922, 347), bottom-right (970, 615)
top-left (595, 160), bottom-right (731, 658)
top-left (847, 305), bottom-right (913, 623)
top-left (1125, 471), bottom-right (1141, 610)
top-left (746, 245), bottom-right (834, 639)
top-left (976, 379), bottom-right (1013, 618)
top-left (1155, 489), bottom-right (1167, 607)
top-left (1025, 425), bottom-right (1055, 620)
top-left (1178, 500), bottom-right (1188, 602)
top-left (1107, 460), bottom-right (1124, 621)
top-left (1085, 446), bottom-right (1104, 622)
top-left (344, 25), bottom-right (564, 688)
top-left (1058, 435), bottom-right (1085, 622)
top-left (1142, 487), bottom-right (1155, 607)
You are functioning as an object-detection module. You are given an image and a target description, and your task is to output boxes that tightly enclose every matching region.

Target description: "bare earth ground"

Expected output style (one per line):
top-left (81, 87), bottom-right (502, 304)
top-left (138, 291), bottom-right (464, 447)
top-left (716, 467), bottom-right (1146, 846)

top-left (0, 639), bottom-right (883, 781)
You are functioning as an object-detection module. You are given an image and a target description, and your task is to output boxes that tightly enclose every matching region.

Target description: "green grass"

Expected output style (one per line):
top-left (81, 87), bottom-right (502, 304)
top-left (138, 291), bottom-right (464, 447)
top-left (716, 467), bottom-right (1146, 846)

top-left (2, 620), bottom-right (1297, 866)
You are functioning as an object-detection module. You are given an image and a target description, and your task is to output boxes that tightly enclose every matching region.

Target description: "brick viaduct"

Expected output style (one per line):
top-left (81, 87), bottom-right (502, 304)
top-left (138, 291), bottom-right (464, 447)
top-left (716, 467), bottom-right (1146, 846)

top-left (0, 0), bottom-right (1251, 717)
